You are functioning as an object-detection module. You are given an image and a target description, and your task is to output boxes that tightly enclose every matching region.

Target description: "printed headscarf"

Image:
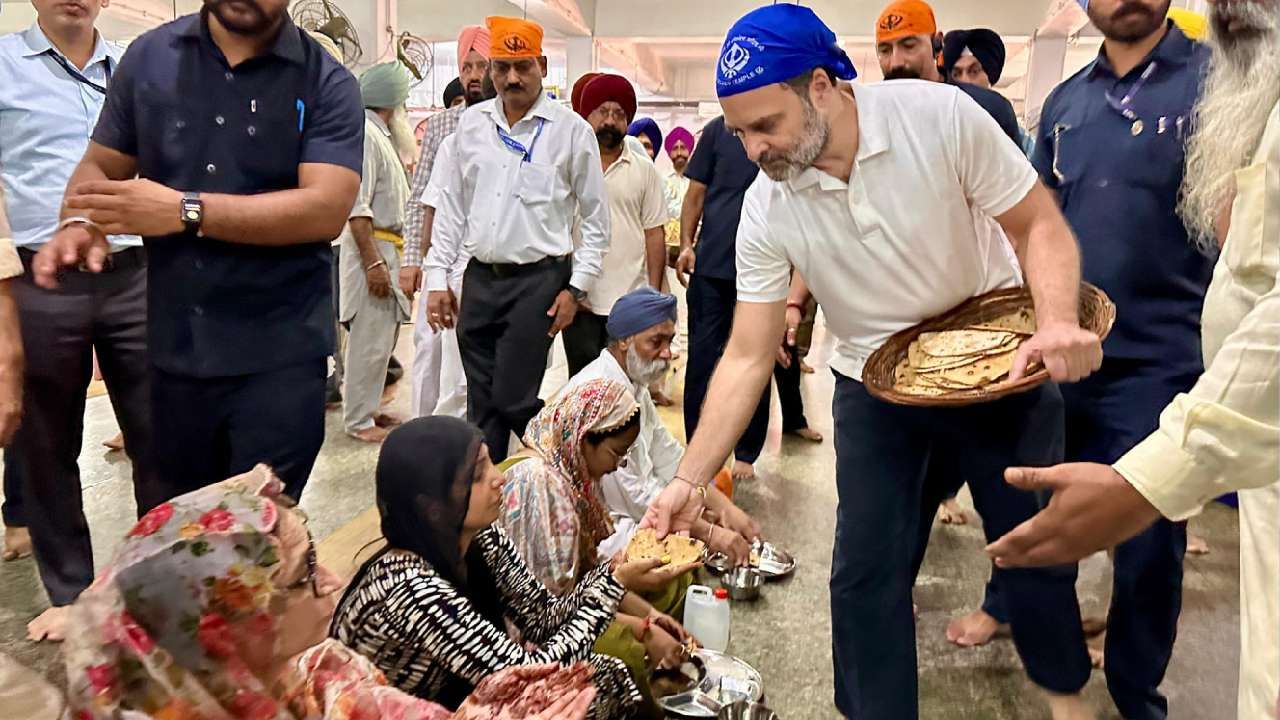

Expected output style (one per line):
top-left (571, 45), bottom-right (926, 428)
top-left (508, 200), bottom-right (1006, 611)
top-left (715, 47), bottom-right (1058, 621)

top-left (64, 467), bottom-right (452, 720)
top-left (522, 378), bottom-right (639, 553)
top-left (717, 4), bottom-right (857, 98)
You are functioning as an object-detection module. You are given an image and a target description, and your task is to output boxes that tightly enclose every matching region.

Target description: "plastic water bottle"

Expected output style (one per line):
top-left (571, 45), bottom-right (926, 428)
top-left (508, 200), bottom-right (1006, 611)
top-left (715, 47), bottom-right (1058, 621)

top-left (683, 584), bottom-right (731, 652)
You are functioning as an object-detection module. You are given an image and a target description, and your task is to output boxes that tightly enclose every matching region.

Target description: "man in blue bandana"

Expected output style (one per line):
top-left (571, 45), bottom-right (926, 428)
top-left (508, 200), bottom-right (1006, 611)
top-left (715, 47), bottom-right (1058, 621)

top-left (644, 5), bottom-right (1101, 719)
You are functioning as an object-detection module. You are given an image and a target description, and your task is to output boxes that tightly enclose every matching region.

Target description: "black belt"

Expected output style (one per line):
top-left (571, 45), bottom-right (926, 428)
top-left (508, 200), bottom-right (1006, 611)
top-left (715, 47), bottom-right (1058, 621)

top-left (470, 254), bottom-right (569, 279)
top-left (18, 245), bottom-right (146, 273)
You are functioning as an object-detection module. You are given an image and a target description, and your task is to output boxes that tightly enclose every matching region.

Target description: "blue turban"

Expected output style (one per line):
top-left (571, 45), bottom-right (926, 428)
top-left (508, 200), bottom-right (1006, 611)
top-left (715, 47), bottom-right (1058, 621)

top-left (607, 287), bottom-right (678, 340)
top-left (627, 118), bottom-right (663, 161)
top-left (716, 4), bottom-right (857, 99)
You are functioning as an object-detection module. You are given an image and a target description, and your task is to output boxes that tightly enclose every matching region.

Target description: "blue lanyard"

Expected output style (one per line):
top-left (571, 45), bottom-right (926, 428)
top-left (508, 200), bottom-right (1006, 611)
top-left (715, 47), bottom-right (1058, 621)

top-left (496, 118), bottom-right (546, 163)
top-left (1104, 61), bottom-right (1157, 122)
top-left (47, 50), bottom-right (111, 95)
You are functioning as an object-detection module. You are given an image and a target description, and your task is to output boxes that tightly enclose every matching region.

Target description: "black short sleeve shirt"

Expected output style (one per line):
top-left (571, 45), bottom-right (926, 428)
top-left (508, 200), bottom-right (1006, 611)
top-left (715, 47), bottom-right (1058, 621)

top-left (93, 12), bottom-right (363, 377)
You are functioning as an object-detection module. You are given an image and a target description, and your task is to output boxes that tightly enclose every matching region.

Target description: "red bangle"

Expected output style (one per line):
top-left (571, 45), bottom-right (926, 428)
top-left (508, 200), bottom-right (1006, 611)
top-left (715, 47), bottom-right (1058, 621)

top-left (639, 617), bottom-right (652, 640)
top-left (786, 302), bottom-right (804, 311)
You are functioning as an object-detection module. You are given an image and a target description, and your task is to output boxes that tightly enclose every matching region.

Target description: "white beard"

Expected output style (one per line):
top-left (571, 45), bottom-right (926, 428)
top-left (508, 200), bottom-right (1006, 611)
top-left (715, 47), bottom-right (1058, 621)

top-left (625, 344), bottom-right (670, 387)
top-left (1179, 0), bottom-right (1280, 247)
top-left (387, 106), bottom-right (419, 168)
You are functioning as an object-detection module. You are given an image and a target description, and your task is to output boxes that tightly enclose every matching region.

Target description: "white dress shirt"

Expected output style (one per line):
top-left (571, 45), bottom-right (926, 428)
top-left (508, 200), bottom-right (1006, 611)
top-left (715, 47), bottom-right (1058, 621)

top-left (0, 24), bottom-right (138, 249)
top-left (734, 81), bottom-right (1033, 380)
top-left (1114, 100), bottom-right (1280, 720)
top-left (424, 93), bottom-right (610, 293)
top-left (422, 137), bottom-right (470, 291)
top-left (565, 348), bottom-right (684, 559)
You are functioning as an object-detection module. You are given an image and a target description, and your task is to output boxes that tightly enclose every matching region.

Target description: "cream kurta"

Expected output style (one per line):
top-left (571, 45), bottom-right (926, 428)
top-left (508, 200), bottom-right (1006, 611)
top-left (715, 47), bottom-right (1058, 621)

top-left (1114, 100), bottom-right (1280, 720)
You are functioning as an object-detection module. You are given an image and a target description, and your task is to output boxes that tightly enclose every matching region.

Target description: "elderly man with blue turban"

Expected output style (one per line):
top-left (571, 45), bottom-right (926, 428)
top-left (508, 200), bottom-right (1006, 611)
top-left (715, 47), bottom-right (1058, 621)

top-left (562, 288), bottom-right (760, 565)
top-left (644, 4), bottom-right (1103, 719)
top-left (339, 61), bottom-right (414, 443)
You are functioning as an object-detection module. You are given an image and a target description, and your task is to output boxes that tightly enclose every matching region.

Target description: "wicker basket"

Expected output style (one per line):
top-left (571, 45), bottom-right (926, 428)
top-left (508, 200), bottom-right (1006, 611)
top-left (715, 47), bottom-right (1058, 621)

top-left (863, 284), bottom-right (1116, 407)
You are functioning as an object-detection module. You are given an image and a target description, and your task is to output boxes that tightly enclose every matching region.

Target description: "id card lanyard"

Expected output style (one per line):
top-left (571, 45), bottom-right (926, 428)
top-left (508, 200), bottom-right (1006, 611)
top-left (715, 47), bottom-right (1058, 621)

top-left (1105, 61), bottom-right (1157, 137)
top-left (47, 50), bottom-right (112, 95)
top-left (496, 118), bottom-right (546, 163)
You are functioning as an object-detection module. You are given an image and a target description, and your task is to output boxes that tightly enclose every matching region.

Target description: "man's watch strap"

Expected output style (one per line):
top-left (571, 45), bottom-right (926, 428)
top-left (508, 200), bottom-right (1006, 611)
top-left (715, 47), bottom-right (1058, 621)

top-left (181, 192), bottom-right (204, 235)
top-left (568, 285), bottom-right (587, 302)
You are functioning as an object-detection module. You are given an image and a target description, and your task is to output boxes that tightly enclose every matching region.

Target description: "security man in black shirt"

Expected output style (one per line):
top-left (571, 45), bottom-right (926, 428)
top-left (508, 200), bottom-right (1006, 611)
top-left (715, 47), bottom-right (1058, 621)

top-left (33, 0), bottom-right (364, 501)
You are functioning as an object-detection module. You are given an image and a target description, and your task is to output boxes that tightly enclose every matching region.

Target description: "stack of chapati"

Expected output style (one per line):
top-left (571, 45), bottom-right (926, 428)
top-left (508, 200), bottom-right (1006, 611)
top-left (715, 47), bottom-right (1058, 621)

top-left (893, 308), bottom-right (1035, 396)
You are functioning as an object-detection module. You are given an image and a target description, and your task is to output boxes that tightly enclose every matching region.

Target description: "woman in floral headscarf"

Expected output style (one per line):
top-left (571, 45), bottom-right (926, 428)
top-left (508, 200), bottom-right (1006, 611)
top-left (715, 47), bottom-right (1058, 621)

top-left (64, 465), bottom-right (595, 720)
top-left (499, 379), bottom-right (697, 717)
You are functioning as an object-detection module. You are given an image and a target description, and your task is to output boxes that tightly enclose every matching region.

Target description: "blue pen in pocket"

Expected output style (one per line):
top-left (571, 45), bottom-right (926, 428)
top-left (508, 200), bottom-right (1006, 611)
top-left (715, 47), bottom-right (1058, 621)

top-left (296, 99), bottom-right (305, 132)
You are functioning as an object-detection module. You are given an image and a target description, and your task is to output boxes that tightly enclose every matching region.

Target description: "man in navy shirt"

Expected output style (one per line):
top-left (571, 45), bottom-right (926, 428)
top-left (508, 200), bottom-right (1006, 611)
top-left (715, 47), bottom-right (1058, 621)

top-left (33, 0), bottom-right (364, 502)
top-left (966, 3), bottom-right (1214, 718)
top-left (674, 117), bottom-right (820, 483)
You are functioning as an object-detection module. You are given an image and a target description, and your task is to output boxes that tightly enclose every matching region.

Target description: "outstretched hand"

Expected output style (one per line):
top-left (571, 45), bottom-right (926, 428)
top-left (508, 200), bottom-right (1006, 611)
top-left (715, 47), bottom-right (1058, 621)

top-left (640, 479), bottom-right (705, 538)
top-left (986, 463), bottom-right (1162, 568)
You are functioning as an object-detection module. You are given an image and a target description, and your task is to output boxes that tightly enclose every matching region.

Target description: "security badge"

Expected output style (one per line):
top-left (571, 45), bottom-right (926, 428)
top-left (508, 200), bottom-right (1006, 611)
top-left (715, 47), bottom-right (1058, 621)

top-left (1131, 119), bottom-right (1144, 137)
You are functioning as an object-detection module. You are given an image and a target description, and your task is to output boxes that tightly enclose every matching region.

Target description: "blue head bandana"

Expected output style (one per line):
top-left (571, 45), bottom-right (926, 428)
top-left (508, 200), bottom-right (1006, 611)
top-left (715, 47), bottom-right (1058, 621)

top-left (607, 288), bottom-right (678, 340)
top-left (716, 4), bottom-right (857, 99)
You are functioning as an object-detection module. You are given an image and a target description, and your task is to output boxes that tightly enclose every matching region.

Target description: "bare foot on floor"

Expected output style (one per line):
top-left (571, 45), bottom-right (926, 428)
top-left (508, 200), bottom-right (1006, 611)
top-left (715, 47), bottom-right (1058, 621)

top-left (786, 427), bottom-right (823, 443)
top-left (651, 390), bottom-right (674, 407)
top-left (1081, 616), bottom-right (1108, 638)
top-left (27, 606), bottom-right (71, 643)
top-left (102, 432), bottom-right (125, 452)
top-left (3, 526), bottom-right (32, 561)
top-left (348, 426), bottom-right (390, 444)
top-left (1046, 692), bottom-right (1096, 720)
top-left (1088, 645), bottom-right (1105, 669)
top-left (732, 461), bottom-right (756, 483)
top-left (937, 498), bottom-right (968, 525)
top-left (373, 412), bottom-right (404, 428)
top-left (946, 609), bottom-right (1009, 647)
top-left (799, 360), bottom-right (815, 374)
top-left (1187, 532), bottom-right (1210, 555)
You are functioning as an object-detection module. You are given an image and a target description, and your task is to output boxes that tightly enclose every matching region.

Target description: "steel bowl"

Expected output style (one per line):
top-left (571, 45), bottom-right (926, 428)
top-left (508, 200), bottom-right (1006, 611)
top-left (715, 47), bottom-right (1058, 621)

top-left (717, 700), bottom-right (780, 720)
top-left (704, 552), bottom-right (733, 575)
top-left (719, 566), bottom-right (763, 601)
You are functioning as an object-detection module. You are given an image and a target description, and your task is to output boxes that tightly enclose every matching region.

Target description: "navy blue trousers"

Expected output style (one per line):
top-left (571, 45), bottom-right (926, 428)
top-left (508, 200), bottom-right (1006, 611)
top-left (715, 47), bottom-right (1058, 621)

top-left (981, 359), bottom-right (1194, 720)
top-left (684, 275), bottom-right (808, 461)
top-left (2, 449), bottom-right (22, 527)
top-left (831, 376), bottom-right (1089, 719)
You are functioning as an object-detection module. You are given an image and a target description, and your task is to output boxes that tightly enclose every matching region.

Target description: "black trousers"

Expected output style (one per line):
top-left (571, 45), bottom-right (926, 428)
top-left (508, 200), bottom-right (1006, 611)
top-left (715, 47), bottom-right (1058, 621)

top-left (11, 251), bottom-right (161, 606)
top-left (830, 377), bottom-right (1089, 719)
top-left (563, 311), bottom-right (608, 377)
top-left (151, 359), bottom-right (327, 501)
top-left (684, 274), bottom-right (808, 464)
top-left (980, 358), bottom-right (1195, 720)
top-left (458, 257), bottom-right (571, 463)
top-left (2, 449), bottom-right (23, 527)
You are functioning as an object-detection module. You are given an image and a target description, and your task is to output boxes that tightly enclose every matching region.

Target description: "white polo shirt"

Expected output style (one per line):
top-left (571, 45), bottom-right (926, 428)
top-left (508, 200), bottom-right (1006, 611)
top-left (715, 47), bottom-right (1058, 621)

top-left (735, 80), bottom-right (1035, 380)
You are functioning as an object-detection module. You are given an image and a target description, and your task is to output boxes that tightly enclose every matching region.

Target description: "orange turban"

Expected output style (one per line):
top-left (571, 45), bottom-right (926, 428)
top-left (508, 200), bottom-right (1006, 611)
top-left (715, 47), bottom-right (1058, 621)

top-left (876, 0), bottom-right (937, 44)
top-left (486, 16), bottom-right (544, 59)
top-left (456, 25), bottom-right (491, 69)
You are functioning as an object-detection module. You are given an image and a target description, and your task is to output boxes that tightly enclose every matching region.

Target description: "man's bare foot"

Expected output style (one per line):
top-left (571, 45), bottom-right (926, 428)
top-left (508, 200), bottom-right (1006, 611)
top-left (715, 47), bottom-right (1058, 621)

top-left (945, 609), bottom-right (1009, 647)
top-left (1187, 532), bottom-right (1210, 555)
top-left (373, 412), bottom-right (404, 428)
top-left (1088, 646), bottom-right (1105, 669)
top-left (937, 497), bottom-right (968, 525)
top-left (1081, 616), bottom-right (1107, 638)
top-left (913, 603), bottom-right (919, 620)
top-left (732, 460), bottom-right (755, 483)
top-left (27, 606), bottom-right (71, 643)
top-left (786, 427), bottom-right (823, 443)
top-left (651, 390), bottom-right (674, 407)
top-left (799, 360), bottom-right (815, 374)
top-left (102, 432), bottom-right (125, 452)
top-left (3, 526), bottom-right (32, 561)
top-left (1046, 692), bottom-right (1095, 720)
top-left (348, 426), bottom-right (390, 444)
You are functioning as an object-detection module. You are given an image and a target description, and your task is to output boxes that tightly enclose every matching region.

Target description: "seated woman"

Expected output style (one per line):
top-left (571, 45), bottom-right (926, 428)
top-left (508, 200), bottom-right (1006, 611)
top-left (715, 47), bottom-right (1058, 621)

top-left (499, 378), bottom-right (699, 712)
top-left (62, 465), bottom-right (593, 720)
top-left (332, 416), bottom-right (648, 718)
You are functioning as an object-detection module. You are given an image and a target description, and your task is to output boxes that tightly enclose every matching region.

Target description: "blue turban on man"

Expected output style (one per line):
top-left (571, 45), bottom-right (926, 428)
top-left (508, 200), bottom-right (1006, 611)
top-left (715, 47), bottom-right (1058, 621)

top-left (607, 287), bottom-right (678, 340)
top-left (716, 4), bottom-right (857, 98)
top-left (627, 118), bottom-right (663, 161)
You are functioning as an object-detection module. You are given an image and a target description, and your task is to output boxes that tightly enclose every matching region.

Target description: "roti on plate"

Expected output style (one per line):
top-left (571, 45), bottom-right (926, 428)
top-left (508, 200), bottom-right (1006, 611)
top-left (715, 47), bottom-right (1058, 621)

top-left (626, 528), bottom-right (705, 565)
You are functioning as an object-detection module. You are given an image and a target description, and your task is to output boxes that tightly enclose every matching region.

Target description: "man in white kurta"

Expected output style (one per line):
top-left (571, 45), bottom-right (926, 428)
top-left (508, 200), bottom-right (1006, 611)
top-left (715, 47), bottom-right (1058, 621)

top-left (988, 2), bottom-right (1280, 715)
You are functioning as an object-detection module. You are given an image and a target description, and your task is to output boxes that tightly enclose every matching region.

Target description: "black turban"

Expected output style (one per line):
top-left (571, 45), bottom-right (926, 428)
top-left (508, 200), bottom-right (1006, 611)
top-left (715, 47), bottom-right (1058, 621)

top-left (443, 77), bottom-right (464, 108)
top-left (942, 29), bottom-right (1006, 86)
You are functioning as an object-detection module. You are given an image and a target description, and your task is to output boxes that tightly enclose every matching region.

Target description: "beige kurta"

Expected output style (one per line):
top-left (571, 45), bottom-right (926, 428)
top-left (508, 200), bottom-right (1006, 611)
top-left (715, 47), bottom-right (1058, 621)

top-left (1114, 100), bottom-right (1280, 720)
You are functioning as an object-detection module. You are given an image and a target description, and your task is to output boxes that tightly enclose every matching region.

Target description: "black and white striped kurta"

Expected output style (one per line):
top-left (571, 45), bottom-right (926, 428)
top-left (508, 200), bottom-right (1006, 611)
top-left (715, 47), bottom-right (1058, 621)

top-left (330, 526), bottom-right (641, 717)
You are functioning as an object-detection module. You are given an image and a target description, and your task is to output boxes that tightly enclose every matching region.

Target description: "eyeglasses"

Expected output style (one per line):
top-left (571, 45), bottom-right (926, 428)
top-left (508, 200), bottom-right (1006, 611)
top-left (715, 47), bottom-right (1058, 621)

top-left (592, 106), bottom-right (630, 123)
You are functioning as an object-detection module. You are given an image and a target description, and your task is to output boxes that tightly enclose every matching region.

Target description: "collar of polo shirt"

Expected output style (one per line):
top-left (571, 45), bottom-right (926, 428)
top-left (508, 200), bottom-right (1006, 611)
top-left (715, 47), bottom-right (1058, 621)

top-left (1088, 19), bottom-right (1191, 80)
top-left (785, 85), bottom-right (892, 192)
top-left (175, 10), bottom-right (307, 65)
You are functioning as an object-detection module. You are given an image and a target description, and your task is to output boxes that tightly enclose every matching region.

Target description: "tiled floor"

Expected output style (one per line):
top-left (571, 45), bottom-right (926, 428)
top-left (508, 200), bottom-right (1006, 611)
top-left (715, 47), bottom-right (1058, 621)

top-left (0, 318), bottom-right (1242, 719)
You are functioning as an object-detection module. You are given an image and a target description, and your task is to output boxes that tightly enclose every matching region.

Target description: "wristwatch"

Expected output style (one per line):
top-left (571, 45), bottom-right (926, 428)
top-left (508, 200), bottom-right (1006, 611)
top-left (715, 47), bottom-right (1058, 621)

top-left (568, 285), bottom-right (587, 302)
top-left (181, 192), bottom-right (204, 235)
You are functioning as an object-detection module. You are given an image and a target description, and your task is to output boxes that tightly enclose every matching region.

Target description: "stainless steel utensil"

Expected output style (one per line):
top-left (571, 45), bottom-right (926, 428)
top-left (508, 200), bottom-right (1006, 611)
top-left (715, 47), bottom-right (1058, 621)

top-left (720, 566), bottom-right (763, 601)
top-left (717, 701), bottom-right (780, 720)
